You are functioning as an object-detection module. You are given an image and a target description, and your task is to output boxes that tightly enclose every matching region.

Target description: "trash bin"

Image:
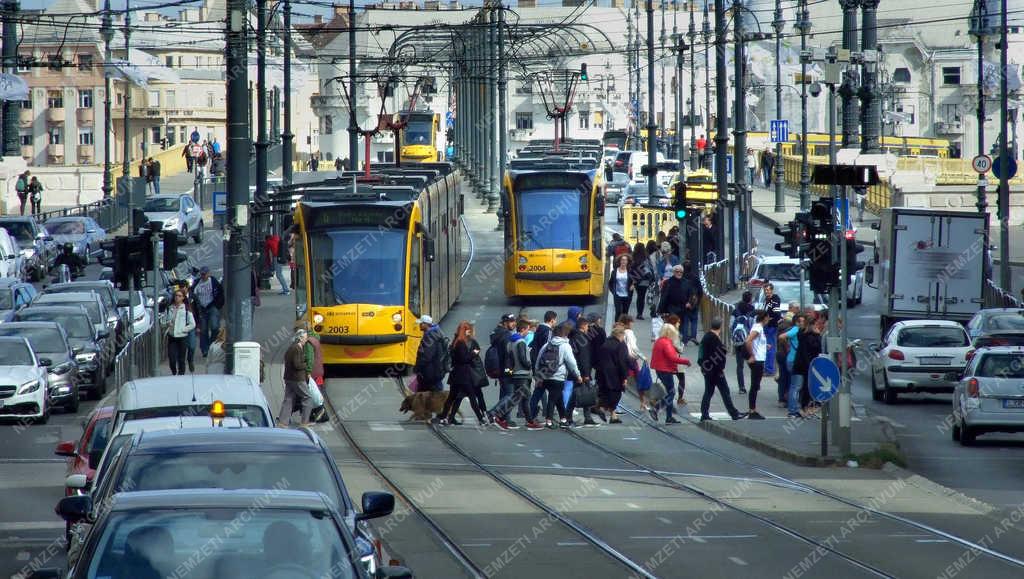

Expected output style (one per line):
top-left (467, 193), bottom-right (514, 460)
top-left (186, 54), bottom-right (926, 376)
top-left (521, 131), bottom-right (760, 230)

top-left (232, 341), bottom-right (262, 385)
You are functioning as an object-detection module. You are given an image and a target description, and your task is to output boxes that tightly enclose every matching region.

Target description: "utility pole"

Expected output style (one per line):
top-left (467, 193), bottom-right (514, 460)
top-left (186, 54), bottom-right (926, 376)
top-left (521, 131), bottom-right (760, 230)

top-left (347, 0), bottom-right (358, 169)
top-left (256, 0), bottom-right (268, 209)
top-left (101, 0), bottom-right (113, 198)
top-left (688, 5), bottom-right (697, 171)
top-left (839, 0), bottom-right (859, 148)
top-left (487, 4), bottom-right (499, 213)
top-left (714, 0), bottom-right (730, 283)
top-left (702, 0), bottom-right (711, 169)
top-left (646, 0), bottom-right (658, 202)
top-left (627, 12), bottom-right (634, 145)
top-left (998, 0), bottom-right (1010, 290)
top-left (659, 0), bottom-right (666, 157)
top-left (733, 0), bottom-right (749, 255)
top-left (674, 15), bottom-right (683, 178)
top-left (859, 0), bottom-right (881, 153)
top-left (1, 0), bottom-right (18, 157)
top-left (796, 0), bottom-right (810, 210)
top-left (225, 0), bottom-right (252, 369)
top-left (122, 0), bottom-right (132, 211)
top-left (150, 229), bottom-right (161, 373)
top-left (497, 2), bottom-right (507, 224)
top-left (972, 0), bottom-right (988, 219)
top-left (772, 0), bottom-right (784, 211)
top-left (282, 0), bottom-right (293, 186)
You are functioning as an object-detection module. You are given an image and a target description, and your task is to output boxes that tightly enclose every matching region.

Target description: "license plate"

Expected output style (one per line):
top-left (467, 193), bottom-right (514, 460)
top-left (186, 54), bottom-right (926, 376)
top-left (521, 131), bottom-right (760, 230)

top-left (1002, 399), bottom-right (1024, 409)
top-left (919, 357), bottom-right (951, 365)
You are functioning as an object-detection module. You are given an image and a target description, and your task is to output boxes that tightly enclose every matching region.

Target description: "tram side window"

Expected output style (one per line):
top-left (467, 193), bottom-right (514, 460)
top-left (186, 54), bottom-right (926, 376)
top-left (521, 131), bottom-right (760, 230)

top-left (295, 234), bottom-right (306, 312)
top-left (409, 235), bottom-right (422, 316)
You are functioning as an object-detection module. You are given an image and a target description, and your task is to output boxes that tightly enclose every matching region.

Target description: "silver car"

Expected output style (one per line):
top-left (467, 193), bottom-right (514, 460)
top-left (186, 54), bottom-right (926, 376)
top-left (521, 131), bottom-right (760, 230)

top-left (43, 217), bottom-right (106, 264)
top-left (141, 194), bottom-right (203, 244)
top-left (952, 346), bottom-right (1024, 445)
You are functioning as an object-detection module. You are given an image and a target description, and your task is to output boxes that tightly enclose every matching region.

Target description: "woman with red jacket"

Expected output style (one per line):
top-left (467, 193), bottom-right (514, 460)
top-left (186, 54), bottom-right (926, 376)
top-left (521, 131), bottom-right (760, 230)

top-left (649, 323), bottom-right (691, 424)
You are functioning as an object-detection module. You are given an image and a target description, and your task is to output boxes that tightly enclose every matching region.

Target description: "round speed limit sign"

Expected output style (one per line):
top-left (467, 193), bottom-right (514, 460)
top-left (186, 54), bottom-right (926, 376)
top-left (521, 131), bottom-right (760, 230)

top-left (972, 154), bottom-right (993, 174)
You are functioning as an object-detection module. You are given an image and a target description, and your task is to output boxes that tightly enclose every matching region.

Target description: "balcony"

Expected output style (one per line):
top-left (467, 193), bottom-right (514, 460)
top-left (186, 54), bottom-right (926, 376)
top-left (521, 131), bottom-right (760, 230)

top-left (935, 120), bottom-right (963, 135)
top-left (46, 107), bottom-right (65, 123)
top-left (20, 145), bottom-right (33, 158)
top-left (77, 144), bottom-right (94, 162)
top-left (76, 108), bottom-right (94, 125)
top-left (48, 143), bottom-right (64, 157)
top-left (19, 108), bottom-right (33, 127)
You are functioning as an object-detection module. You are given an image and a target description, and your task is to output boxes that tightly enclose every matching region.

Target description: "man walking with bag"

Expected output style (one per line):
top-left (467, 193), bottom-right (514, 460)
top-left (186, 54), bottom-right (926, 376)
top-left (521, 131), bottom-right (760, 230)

top-left (279, 329), bottom-right (313, 428)
top-left (698, 317), bottom-right (746, 421)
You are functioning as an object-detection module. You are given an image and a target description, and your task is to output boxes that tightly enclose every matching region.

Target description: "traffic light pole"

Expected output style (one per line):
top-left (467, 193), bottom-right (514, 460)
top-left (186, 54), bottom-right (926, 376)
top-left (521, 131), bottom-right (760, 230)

top-left (837, 189), bottom-right (851, 456)
top-left (151, 231), bottom-right (161, 373)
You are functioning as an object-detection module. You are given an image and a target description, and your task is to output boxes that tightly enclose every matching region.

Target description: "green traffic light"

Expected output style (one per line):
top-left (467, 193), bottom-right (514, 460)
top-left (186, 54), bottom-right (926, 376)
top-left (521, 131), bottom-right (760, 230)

top-left (675, 209), bottom-right (687, 219)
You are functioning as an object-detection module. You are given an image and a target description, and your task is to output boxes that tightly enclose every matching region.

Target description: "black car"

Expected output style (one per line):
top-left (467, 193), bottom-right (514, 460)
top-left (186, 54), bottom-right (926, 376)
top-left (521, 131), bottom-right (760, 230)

top-left (40, 282), bottom-right (124, 342)
top-left (86, 427), bottom-right (394, 574)
top-left (0, 321), bottom-right (79, 412)
top-left (11, 306), bottom-right (109, 397)
top-left (48, 489), bottom-right (411, 579)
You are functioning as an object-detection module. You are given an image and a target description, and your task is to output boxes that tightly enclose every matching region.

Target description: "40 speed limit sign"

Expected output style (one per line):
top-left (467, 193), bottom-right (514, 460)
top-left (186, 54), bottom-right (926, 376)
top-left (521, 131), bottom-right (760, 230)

top-left (972, 155), bottom-right (992, 174)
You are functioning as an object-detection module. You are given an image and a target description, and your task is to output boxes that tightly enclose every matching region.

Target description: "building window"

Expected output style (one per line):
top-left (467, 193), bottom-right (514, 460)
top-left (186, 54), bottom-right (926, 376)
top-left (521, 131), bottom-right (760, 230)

top-left (579, 110), bottom-right (590, 130)
top-left (166, 90), bottom-right (176, 109)
top-left (516, 81), bottom-right (533, 95)
top-left (16, 57), bottom-right (30, 73)
top-left (115, 92), bottom-right (123, 106)
top-left (48, 126), bottom-right (62, 145)
top-left (47, 54), bottom-right (61, 71)
top-left (941, 103), bottom-right (961, 123)
top-left (206, 92), bottom-right (214, 108)
top-left (19, 131), bottom-right (30, 146)
top-left (324, 115), bottom-right (333, 135)
top-left (515, 112), bottom-right (533, 130)
top-left (78, 89), bottom-right (93, 109)
top-left (20, 99), bottom-right (31, 109)
top-left (896, 102), bottom-right (915, 124)
top-left (78, 128), bottom-right (94, 145)
top-left (165, 56), bottom-right (174, 68)
top-left (47, 91), bottom-right (63, 109)
top-left (151, 127), bottom-right (161, 144)
top-left (893, 67), bottom-right (911, 84)
top-left (77, 54), bottom-right (93, 71)
top-left (942, 66), bottom-right (961, 85)
top-left (179, 126), bottom-right (187, 143)
top-left (147, 90), bottom-right (159, 107)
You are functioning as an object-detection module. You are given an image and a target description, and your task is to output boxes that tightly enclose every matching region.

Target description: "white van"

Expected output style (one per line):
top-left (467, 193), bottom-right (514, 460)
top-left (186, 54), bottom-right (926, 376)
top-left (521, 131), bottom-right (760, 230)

top-left (0, 228), bottom-right (23, 280)
top-left (113, 374), bottom-right (274, 432)
top-left (627, 151), bottom-right (666, 183)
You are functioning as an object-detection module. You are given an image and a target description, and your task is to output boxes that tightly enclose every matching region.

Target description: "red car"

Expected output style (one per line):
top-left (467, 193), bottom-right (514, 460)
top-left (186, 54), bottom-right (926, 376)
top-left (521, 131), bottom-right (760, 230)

top-left (54, 405), bottom-right (113, 496)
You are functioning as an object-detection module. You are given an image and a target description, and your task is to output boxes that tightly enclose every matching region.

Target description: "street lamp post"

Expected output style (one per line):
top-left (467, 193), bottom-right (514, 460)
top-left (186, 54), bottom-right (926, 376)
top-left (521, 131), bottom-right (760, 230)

top-left (796, 0), bottom-right (810, 210)
top-left (646, 0), bottom-right (658, 202)
top-left (121, 0), bottom-right (132, 201)
top-left (773, 0), bottom-right (785, 211)
top-left (688, 6), bottom-right (697, 171)
top-left (101, 0), bottom-right (113, 198)
top-left (702, 0), bottom-right (712, 169)
top-left (998, 0), bottom-right (1010, 291)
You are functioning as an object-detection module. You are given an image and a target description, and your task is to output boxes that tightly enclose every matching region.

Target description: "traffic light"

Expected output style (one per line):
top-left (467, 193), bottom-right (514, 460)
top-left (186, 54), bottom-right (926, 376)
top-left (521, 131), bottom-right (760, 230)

top-left (98, 238), bottom-right (119, 269)
top-left (580, 63), bottom-right (588, 81)
top-left (807, 200), bottom-right (838, 293)
top-left (445, 128), bottom-right (454, 143)
top-left (845, 237), bottom-right (866, 284)
top-left (162, 231), bottom-right (187, 271)
top-left (774, 220), bottom-right (799, 258)
top-left (673, 181), bottom-right (687, 219)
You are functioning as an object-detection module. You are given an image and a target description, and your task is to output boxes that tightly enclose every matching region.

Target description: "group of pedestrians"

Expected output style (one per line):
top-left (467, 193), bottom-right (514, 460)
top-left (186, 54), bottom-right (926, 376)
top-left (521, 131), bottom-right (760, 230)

top-left (160, 266), bottom-right (225, 375)
top-left (15, 170), bottom-right (43, 215)
top-left (139, 158), bottom-right (162, 193)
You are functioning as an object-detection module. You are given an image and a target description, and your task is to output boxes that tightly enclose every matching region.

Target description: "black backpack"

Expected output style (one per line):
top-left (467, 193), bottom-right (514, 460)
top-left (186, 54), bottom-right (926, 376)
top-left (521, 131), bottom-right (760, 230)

top-left (484, 344), bottom-right (502, 379)
top-left (439, 335), bottom-right (453, 375)
top-left (535, 342), bottom-right (561, 380)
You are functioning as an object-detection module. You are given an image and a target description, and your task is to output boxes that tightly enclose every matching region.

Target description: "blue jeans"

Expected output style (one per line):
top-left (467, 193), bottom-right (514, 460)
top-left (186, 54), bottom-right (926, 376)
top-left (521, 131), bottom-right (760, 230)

top-left (764, 326), bottom-right (778, 375)
top-left (777, 357), bottom-right (790, 403)
top-left (655, 371), bottom-right (677, 420)
top-left (788, 374), bottom-right (804, 415)
top-left (528, 383), bottom-right (547, 421)
top-left (682, 309), bottom-right (699, 343)
top-left (274, 262), bottom-right (290, 293)
top-left (196, 305), bottom-right (221, 356)
top-left (563, 380), bottom-right (574, 410)
top-left (491, 377), bottom-right (531, 421)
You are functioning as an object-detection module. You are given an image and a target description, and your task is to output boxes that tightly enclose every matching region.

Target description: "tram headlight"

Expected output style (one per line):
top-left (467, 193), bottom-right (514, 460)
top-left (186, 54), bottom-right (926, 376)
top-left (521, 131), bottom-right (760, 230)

top-left (518, 256), bottom-right (527, 265)
top-left (391, 313), bottom-right (402, 324)
top-left (313, 313), bottom-right (325, 324)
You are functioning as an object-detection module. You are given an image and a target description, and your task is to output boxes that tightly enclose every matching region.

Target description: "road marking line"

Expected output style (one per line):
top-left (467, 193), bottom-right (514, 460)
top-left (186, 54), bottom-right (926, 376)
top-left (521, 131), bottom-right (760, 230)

top-left (368, 423), bottom-right (404, 432)
top-left (729, 557), bottom-right (748, 566)
top-left (461, 543), bottom-right (492, 548)
top-left (557, 542), bottom-right (588, 547)
top-left (626, 502), bottom-right (640, 509)
top-left (0, 522), bottom-right (66, 531)
top-left (551, 463), bottom-right (562, 468)
top-left (915, 539), bottom-right (951, 543)
top-left (630, 535), bottom-right (757, 540)
top-left (623, 437), bottom-right (639, 440)
top-left (657, 517), bottom-right (673, 525)
top-left (599, 488), bottom-right (615, 496)
top-left (532, 452), bottom-right (544, 459)
top-left (16, 551), bottom-right (29, 561)
top-left (515, 443), bottom-right (525, 447)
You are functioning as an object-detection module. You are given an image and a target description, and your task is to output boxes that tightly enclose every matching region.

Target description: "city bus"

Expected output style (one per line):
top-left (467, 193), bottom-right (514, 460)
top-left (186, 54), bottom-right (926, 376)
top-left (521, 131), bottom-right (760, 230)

top-left (503, 166), bottom-right (606, 300)
top-left (399, 111), bottom-right (441, 163)
top-left (289, 163), bottom-right (461, 366)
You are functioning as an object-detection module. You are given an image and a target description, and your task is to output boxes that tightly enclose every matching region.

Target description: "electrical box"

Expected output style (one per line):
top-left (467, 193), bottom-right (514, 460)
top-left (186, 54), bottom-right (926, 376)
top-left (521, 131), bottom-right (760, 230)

top-left (232, 341), bottom-right (262, 384)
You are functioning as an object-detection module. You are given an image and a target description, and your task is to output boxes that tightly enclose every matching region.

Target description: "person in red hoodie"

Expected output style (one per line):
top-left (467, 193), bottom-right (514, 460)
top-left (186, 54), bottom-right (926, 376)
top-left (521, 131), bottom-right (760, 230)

top-left (649, 323), bottom-right (691, 423)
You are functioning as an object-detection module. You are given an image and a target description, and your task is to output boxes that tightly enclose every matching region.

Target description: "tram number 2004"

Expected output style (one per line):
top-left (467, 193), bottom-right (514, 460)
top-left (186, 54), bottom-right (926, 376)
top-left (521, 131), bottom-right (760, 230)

top-left (326, 326), bottom-right (351, 334)
top-left (524, 265), bottom-right (547, 272)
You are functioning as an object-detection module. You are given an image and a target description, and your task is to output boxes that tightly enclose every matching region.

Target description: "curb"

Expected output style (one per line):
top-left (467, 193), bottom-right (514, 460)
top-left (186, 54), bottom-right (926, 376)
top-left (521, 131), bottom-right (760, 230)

top-left (695, 419), bottom-right (840, 468)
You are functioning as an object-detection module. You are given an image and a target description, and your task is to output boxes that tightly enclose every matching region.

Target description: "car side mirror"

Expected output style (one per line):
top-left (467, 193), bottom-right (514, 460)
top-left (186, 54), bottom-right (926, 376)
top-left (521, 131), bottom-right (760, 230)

top-left (56, 494), bottom-right (92, 522)
top-left (38, 358), bottom-right (52, 367)
top-left (65, 473), bottom-right (88, 490)
top-left (356, 491), bottom-right (395, 521)
top-left (54, 440), bottom-right (76, 457)
top-left (376, 567), bottom-right (413, 579)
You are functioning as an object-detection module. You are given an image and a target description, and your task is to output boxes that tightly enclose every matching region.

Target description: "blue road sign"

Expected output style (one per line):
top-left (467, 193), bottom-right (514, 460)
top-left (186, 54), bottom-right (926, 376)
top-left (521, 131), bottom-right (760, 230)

top-left (726, 154), bottom-right (733, 175)
top-left (809, 356), bottom-right (841, 402)
top-left (770, 119), bottom-right (789, 143)
top-left (213, 191), bottom-right (227, 215)
top-left (992, 155), bottom-right (1018, 180)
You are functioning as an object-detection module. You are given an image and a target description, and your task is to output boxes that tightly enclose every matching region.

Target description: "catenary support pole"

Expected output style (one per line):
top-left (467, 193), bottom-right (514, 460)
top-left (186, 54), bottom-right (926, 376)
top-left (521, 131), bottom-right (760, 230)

top-left (348, 0), bottom-right (358, 169)
top-left (773, 0), bottom-right (785, 211)
top-left (647, 0), bottom-right (658, 202)
top-left (703, 0), bottom-right (711, 169)
top-left (714, 0), bottom-right (731, 284)
top-left (256, 0), bottom-right (268, 206)
top-left (487, 5), bottom-right (498, 212)
top-left (688, 6), bottom-right (697, 171)
top-left (733, 0), bottom-right (749, 255)
top-left (974, 0), bottom-right (987, 217)
top-left (100, 0), bottom-right (113, 198)
top-left (999, 0), bottom-right (1009, 290)
top-left (496, 2), bottom-right (507, 222)
top-left (282, 0), bottom-right (293, 186)
top-left (839, 0), bottom-right (859, 148)
top-left (859, 0), bottom-right (880, 153)
top-left (1, 0), bottom-right (18, 157)
top-left (151, 230), bottom-right (161, 373)
top-left (797, 0), bottom-right (810, 210)
top-left (122, 0), bottom-right (132, 217)
top-left (225, 0), bottom-right (252, 371)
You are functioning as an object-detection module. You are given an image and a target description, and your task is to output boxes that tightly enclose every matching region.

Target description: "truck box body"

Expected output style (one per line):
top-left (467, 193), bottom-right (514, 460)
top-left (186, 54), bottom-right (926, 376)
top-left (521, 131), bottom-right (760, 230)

top-left (876, 207), bottom-right (988, 332)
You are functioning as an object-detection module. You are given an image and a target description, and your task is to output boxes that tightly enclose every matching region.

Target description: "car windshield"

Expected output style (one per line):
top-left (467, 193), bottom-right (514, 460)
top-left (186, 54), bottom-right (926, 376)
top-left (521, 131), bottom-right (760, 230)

top-left (45, 221), bottom-right (85, 235)
top-left (16, 311), bottom-right (93, 339)
top-left (624, 184), bottom-right (667, 198)
top-left (143, 198), bottom-right (179, 212)
top-left (309, 228), bottom-right (406, 306)
top-left (86, 508), bottom-right (357, 579)
top-left (0, 327), bottom-right (64, 353)
top-left (610, 173), bottom-right (629, 186)
top-left (897, 326), bottom-right (969, 348)
top-left (88, 417), bottom-right (113, 458)
top-left (121, 405), bottom-right (269, 427)
top-left (516, 188), bottom-right (587, 251)
top-left (0, 222), bottom-right (34, 242)
top-left (763, 285), bottom-right (827, 306)
top-left (983, 312), bottom-right (1024, 332)
top-left (977, 353), bottom-right (1024, 378)
top-left (118, 452), bottom-right (342, 507)
top-left (755, 262), bottom-right (802, 282)
top-left (0, 341), bottom-right (33, 365)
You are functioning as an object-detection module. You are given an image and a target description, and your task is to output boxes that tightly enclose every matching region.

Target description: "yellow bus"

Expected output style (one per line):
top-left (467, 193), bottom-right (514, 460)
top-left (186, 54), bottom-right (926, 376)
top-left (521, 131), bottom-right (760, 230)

top-left (503, 168), bottom-right (606, 300)
top-left (290, 163), bottom-right (461, 366)
top-left (399, 111), bottom-right (441, 163)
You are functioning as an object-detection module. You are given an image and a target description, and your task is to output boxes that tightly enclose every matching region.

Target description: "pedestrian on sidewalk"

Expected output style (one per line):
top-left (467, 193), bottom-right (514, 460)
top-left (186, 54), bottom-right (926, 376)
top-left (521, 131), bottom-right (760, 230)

top-left (746, 149), bottom-right (757, 185)
top-left (762, 282), bottom-right (783, 376)
top-left (658, 264), bottom-right (687, 318)
top-left (152, 159), bottom-right (161, 194)
top-left (779, 315), bottom-right (805, 412)
top-left (492, 319), bottom-right (533, 429)
top-left (204, 327), bottom-right (227, 373)
top-left (596, 325), bottom-right (631, 423)
top-left (650, 323), bottom-right (691, 424)
top-left (526, 310), bottom-right (557, 421)
top-left (610, 254), bottom-right (634, 321)
top-left (563, 306), bottom-right (585, 410)
top-left (190, 266), bottom-right (224, 357)
top-left (183, 143), bottom-right (194, 173)
top-left (698, 318), bottom-right (745, 421)
top-left (485, 313), bottom-right (516, 425)
top-left (440, 321), bottom-right (488, 426)
top-left (279, 329), bottom-right (313, 428)
top-left (264, 234), bottom-right (291, 295)
top-left (680, 264), bottom-right (702, 345)
top-left (701, 216), bottom-right (718, 264)
top-left (775, 319), bottom-right (793, 407)
top-left (566, 316), bottom-right (596, 427)
top-left (174, 280), bottom-right (198, 372)
top-left (630, 243), bottom-right (656, 320)
top-left (651, 241), bottom-right (679, 282)
top-left (663, 313), bottom-right (688, 405)
top-left (696, 134), bottom-right (707, 166)
top-left (28, 177), bottom-right (43, 214)
top-left (790, 314), bottom-right (822, 417)
top-left (162, 289), bottom-right (196, 375)
top-left (731, 291), bottom-right (755, 393)
top-left (15, 171), bottom-right (28, 215)
top-left (413, 315), bottom-right (448, 393)
top-left (762, 149), bottom-right (775, 188)
top-left (534, 322), bottom-right (580, 428)
top-left (743, 311), bottom-right (770, 420)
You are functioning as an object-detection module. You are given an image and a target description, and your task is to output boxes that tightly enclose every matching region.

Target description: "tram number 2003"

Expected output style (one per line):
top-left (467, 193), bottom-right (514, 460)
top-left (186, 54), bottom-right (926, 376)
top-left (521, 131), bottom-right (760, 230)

top-left (326, 326), bottom-right (351, 334)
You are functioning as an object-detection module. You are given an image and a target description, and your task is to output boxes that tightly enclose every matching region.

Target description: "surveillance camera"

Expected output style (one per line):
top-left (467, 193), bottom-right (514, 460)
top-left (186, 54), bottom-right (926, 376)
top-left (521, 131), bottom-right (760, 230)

top-left (809, 81), bottom-right (822, 97)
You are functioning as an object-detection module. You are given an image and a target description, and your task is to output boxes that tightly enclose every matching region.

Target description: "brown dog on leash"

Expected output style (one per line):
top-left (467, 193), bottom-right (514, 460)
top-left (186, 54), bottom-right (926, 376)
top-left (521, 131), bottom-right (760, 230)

top-left (398, 390), bottom-right (451, 422)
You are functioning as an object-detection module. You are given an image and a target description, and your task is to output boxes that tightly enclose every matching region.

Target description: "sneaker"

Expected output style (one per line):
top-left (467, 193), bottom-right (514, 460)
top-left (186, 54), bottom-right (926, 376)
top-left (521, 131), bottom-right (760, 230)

top-left (526, 421), bottom-right (544, 430)
top-left (545, 419), bottom-right (554, 429)
top-left (787, 412), bottom-right (802, 419)
top-left (665, 417), bottom-right (681, 424)
top-left (731, 412), bottom-right (748, 420)
top-left (747, 412), bottom-right (765, 420)
top-left (493, 418), bottom-right (510, 430)
top-left (437, 418), bottom-right (449, 426)
top-left (559, 419), bottom-right (570, 428)
top-left (648, 408), bottom-right (659, 422)
top-left (582, 419), bottom-right (598, 428)
top-left (609, 417), bottom-right (623, 424)
top-left (699, 415), bottom-right (713, 422)
top-left (450, 418), bottom-right (463, 425)
top-left (505, 420), bottom-right (521, 429)
top-left (738, 388), bottom-right (748, 394)
top-left (592, 408), bottom-right (607, 422)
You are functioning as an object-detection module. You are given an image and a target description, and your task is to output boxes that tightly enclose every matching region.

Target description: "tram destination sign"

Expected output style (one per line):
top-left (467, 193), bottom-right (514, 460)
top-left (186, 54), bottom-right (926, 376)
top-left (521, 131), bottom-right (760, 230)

top-left (306, 204), bottom-right (411, 229)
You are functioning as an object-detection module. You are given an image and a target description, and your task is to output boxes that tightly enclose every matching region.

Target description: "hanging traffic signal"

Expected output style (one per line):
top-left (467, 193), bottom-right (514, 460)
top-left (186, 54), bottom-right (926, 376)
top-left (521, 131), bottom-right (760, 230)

top-left (673, 181), bottom-right (687, 219)
top-left (845, 237), bottom-right (866, 284)
top-left (774, 220), bottom-right (799, 258)
top-left (162, 231), bottom-right (187, 270)
top-left (806, 201), bottom-right (839, 293)
top-left (580, 63), bottom-right (588, 81)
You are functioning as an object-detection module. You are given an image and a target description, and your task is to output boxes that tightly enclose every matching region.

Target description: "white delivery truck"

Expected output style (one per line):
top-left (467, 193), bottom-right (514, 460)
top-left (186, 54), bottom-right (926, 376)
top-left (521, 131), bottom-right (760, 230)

top-left (866, 207), bottom-right (989, 334)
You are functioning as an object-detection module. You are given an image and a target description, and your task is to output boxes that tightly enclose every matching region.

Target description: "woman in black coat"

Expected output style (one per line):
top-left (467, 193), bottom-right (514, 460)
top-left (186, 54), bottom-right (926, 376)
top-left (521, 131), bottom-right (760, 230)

top-left (595, 326), bottom-right (631, 423)
top-left (440, 321), bottom-right (488, 425)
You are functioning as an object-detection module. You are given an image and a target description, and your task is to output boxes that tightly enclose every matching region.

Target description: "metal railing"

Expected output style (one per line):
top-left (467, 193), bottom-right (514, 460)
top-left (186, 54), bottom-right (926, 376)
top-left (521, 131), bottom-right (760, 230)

top-left (111, 327), bottom-right (162, 389)
top-left (622, 206), bottom-right (676, 247)
top-left (35, 195), bottom-right (130, 232)
top-left (699, 259), bottom-right (735, 332)
top-left (984, 279), bottom-right (1023, 309)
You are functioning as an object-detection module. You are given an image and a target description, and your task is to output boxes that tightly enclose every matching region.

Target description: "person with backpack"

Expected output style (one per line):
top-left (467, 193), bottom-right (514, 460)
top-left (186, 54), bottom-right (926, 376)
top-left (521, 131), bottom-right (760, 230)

top-left (606, 232), bottom-right (630, 264)
top-left (413, 315), bottom-right (449, 393)
top-left (566, 316), bottom-right (596, 427)
top-left (490, 319), bottom-right (533, 429)
top-left (533, 322), bottom-right (580, 428)
top-left (485, 313), bottom-right (516, 413)
top-left (743, 311), bottom-right (770, 420)
top-left (731, 291), bottom-right (755, 394)
top-left (15, 171), bottom-right (29, 215)
top-left (525, 311), bottom-right (557, 425)
top-left (439, 321), bottom-right (488, 426)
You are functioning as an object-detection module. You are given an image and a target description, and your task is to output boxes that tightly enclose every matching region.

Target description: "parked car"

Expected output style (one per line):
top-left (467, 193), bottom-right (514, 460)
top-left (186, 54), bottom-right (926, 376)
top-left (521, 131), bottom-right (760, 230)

top-left (952, 346), bottom-right (1024, 445)
top-left (603, 172), bottom-right (630, 204)
top-left (42, 281), bottom-right (125, 340)
top-left (141, 193), bottom-right (203, 243)
top-left (616, 182), bottom-right (670, 224)
top-left (870, 320), bottom-right (972, 404)
top-left (754, 281), bottom-right (829, 313)
top-left (0, 216), bottom-right (54, 281)
top-left (0, 335), bottom-right (52, 423)
top-left (966, 308), bottom-right (1024, 341)
top-left (971, 330), bottom-right (1024, 352)
top-left (11, 306), bottom-right (109, 398)
top-left (32, 292), bottom-right (117, 369)
top-left (0, 322), bottom-right (79, 413)
top-left (117, 290), bottom-right (152, 335)
top-left (0, 278), bottom-right (37, 320)
top-left (43, 216), bottom-right (106, 264)
top-left (0, 228), bottom-right (23, 280)
top-left (113, 374), bottom-right (275, 432)
top-left (54, 405), bottom-right (114, 496)
top-left (749, 255), bottom-right (864, 306)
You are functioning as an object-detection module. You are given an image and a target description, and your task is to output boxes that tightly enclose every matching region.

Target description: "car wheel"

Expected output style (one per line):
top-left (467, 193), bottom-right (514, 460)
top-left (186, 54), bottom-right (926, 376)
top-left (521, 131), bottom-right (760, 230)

top-left (847, 297), bottom-right (856, 308)
top-left (959, 419), bottom-right (976, 446)
top-left (83, 245), bottom-right (90, 265)
top-left (193, 221), bottom-right (203, 244)
top-left (882, 371), bottom-right (898, 404)
top-left (871, 372), bottom-right (883, 402)
top-left (68, 388), bottom-right (80, 413)
top-left (951, 420), bottom-right (961, 441)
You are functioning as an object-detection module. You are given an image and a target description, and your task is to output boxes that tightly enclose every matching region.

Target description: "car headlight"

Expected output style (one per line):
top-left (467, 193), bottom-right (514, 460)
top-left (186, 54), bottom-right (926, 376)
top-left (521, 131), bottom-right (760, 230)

top-left (51, 362), bottom-right (74, 375)
top-left (76, 352), bottom-right (97, 363)
top-left (17, 380), bottom-right (40, 395)
top-left (164, 216), bottom-right (180, 228)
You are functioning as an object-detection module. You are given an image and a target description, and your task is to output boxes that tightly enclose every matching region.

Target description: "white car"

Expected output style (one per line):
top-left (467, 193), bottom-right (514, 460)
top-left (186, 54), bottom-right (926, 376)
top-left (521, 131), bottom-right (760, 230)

top-left (870, 320), bottom-right (971, 404)
top-left (0, 228), bottom-right (23, 281)
top-left (0, 335), bottom-right (52, 424)
top-left (754, 281), bottom-right (829, 312)
top-left (118, 290), bottom-right (152, 336)
top-left (749, 255), bottom-right (863, 307)
top-left (141, 194), bottom-right (203, 243)
top-left (952, 346), bottom-right (1024, 445)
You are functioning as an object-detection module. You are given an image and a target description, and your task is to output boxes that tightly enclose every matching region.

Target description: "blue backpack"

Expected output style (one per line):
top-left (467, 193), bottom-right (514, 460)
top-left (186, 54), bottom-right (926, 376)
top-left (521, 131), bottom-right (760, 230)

top-left (731, 314), bottom-right (754, 347)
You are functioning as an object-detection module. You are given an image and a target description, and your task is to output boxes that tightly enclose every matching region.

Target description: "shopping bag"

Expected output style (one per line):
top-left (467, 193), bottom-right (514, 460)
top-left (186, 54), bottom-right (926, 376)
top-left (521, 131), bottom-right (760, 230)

top-left (636, 361), bottom-right (653, 392)
top-left (574, 382), bottom-right (598, 408)
top-left (307, 377), bottom-right (324, 407)
top-left (647, 378), bottom-right (668, 403)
